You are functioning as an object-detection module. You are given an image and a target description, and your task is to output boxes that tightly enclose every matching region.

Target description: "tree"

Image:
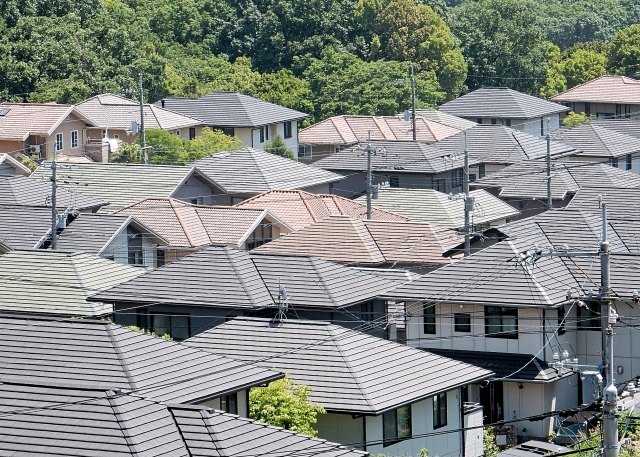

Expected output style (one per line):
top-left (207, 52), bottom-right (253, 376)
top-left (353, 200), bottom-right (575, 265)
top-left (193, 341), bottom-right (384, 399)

top-left (608, 24), bottom-right (640, 77)
top-left (185, 127), bottom-right (242, 161)
top-left (143, 127), bottom-right (241, 165)
top-left (110, 143), bottom-right (142, 163)
top-left (540, 46), bottom-right (606, 98)
top-left (249, 375), bottom-right (325, 437)
top-left (265, 134), bottom-right (295, 160)
top-left (562, 111), bottom-right (593, 127)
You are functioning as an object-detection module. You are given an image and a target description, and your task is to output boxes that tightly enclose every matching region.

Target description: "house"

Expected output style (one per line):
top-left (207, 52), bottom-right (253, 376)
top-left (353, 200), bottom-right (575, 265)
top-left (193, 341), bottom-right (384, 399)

top-left (156, 92), bottom-right (309, 154)
top-left (252, 215), bottom-right (463, 271)
top-left (413, 109), bottom-right (479, 130)
top-left (0, 382), bottom-right (366, 456)
top-left (0, 153), bottom-right (31, 175)
top-left (113, 197), bottom-right (293, 263)
top-left (0, 314), bottom-right (283, 414)
top-left (184, 317), bottom-right (493, 456)
top-left (88, 245), bottom-right (408, 340)
top-left (313, 127), bottom-right (577, 197)
top-left (354, 188), bottom-right (520, 230)
top-left (53, 213), bottom-right (168, 268)
top-left (550, 75), bottom-right (640, 119)
top-left (0, 250), bottom-right (144, 316)
top-left (471, 161), bottom-right (640, 219)
top-left (0, 174), bottom-right (107, 212)
top-left (75, 93), bottom-right (203, 162)
top-left (234, 189), bottom-right (408, 230)
top-left (297, 115), bottom-right (461, 163)
top-left (192, 148), bottom-right (343, 203)
top-left (439, 87), bottom-right (569, 136)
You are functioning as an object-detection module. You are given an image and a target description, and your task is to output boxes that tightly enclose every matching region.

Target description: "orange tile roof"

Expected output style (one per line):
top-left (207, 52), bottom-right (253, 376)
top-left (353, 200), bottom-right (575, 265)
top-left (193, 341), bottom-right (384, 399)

top-left (550, 75), bottom-right (640, 104)
top-left (234, 189), bottom-right (409, 230)
top-left (298, 115), bottom-right (461, 145)
top-left (0, 103), bottom-right (74, 141)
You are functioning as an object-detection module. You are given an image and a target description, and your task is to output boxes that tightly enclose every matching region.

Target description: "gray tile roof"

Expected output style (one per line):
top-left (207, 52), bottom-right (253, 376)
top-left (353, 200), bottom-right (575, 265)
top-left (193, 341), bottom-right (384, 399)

top-left (30, 163), bottom-right (221, 213)
top-left (0, 314), bottom-right (282, 403)
top-left (354, 188), bottom-right (519, 229)
top-left (0, 153), bottom-right (32, 175)
top-left (413, 109), bottom-right (479, 130)
top-left (590, 118), bottom-right (640, 138)
top-left (193, 148), bottom-right (343, 194)
top-left (472, 161), bottom-right (640, 199)
top-left (157, 92), bottom-right (309, 128)
top-left (0, 250), bottom-right (145, 316)
top-left (184, 317), bottom-right (493, 414)
top-left (439, 87), bottom-right (569, 119)
top-left (90, 245), bottom-right (406, 310)
top-left (566, 186), bottom-right (640, 219)
top-left (0, 174), bottom-right (107, 210)
top-left (0, 205), bottom-right (55, 249)
top-left (554, 123), bottom-right (640, 158)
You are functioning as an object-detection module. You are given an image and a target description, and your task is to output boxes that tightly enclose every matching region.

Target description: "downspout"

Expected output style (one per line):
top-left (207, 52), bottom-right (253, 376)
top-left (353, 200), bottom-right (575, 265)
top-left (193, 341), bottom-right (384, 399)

top-left (542, 309), bottom-right (546, 362)
top-left (460, 389), bottom-right (466, 457)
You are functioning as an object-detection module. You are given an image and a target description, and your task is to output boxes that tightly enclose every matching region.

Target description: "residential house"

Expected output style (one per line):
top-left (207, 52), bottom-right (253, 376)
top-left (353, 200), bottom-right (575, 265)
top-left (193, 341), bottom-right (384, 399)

top-left (75, 93), bottom-right (203, 162)
top-left (439, 87), bottom-right (569, 136)
top-left (192, 148), bottom-right (343, 203)
top-left (413, 109), bottom-right (479, 130)
top-left (113, 197), bottom-right (293, 264)
top-left (550, 75), bottom-right (640, 119)
top-left (0, 314), bottom-right (283, 415)
top-left (184, 317), bottom-right (493, 456)
top-left (0, 382), bottom-right (366, 457)
top-left (156, 92), bottom-right (309, 154)
top-left (53, 213), bottom-right (168, 268)
top-left (252, 215), bottom-right (463, 272)
top-left (297, 115), bottom-right (461, 163)
top-left (313, 126), bottom-right (576, 197)
top-left (0, 153), bottom-right (31, 175)
top-left (354, 188), bottom-right (520, 230)
top-left (471, 161), bottom-right (640, 219)
top-left (89, 245), bottom-right (408, 340)
top-left (383, 207), bottom-right (640, 439)
top-left (234, 189), bottom-right (409, 230)
top-left (0, 250), bottom-right (144, 316)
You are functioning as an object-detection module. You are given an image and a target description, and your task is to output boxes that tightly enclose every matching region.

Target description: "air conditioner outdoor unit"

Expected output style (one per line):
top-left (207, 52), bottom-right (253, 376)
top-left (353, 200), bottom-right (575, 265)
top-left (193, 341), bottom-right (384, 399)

top-left (29, 145), bottom-right (41, 154)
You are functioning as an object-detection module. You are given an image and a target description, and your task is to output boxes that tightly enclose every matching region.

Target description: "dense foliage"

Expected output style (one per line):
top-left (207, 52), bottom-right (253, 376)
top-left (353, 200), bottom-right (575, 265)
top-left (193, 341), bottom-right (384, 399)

top-left (1, 0), bottom-right (640, 122)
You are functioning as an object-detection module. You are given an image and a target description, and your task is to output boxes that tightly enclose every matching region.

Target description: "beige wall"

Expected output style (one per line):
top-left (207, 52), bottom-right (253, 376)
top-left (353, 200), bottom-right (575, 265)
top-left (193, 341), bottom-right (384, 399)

top-left (43, 113), bottom-right (87, 159)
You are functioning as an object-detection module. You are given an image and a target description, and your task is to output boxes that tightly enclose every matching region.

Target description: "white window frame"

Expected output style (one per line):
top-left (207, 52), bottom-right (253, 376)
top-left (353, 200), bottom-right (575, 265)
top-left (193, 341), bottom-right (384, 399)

top-left (55, 133), bottom-right (63, 151)
top-left (70, 130), bottom-right (78, 149)
top-left (298, 144), bottom-right (312, 160)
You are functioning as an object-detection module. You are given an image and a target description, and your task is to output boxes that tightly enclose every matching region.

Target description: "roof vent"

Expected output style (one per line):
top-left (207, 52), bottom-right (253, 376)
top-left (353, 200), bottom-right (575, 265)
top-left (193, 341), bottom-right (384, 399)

top-left (0, 108), bottom-right (10, 117)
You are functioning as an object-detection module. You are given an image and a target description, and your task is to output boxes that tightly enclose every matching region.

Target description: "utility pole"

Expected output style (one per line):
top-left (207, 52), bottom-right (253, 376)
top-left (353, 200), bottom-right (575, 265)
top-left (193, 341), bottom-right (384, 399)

top-left (50, 144), bottom-right (58, 250)
top-left (546, 118), bottom-right (552, 209)
top-left (366, 131), bottom-right (372, 220)
top-left (463, 131), bottom-right (471, 256)
top-left (139, 73), bottom-right (147, 164)
top-left (411, 66), bottom-right (417, 141)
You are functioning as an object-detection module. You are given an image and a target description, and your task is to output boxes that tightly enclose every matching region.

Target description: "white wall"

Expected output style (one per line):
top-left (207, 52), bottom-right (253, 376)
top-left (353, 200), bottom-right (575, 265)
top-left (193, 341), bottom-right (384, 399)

top-left (102, 230), bottom-right (154, 268)
top-left (198, 389), bottom-right (249, 417)
top-left (316, 413), bottom-right (364, 449)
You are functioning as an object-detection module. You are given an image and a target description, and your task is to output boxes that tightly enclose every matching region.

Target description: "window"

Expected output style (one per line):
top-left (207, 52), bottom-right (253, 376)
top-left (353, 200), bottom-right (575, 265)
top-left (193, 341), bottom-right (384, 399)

top-left (389, 176), bottom-right (400, 188)
top-left (259, 127), bottom-right (265, 143)
top-left (156, 249), bottom-right (165, 268)
top-left (505, 119), bottom-right (511, 127)
top-left (231, 197), bottom-right (245, 205)
top-left (424, 303), bottom-right (436, 334)
top-left (433, 392), bottom-right (447, 428)
top-left (298, 145), bottom-right (312, 160)
top-left (469, 173), bottom-right (477, 182)
top-left (221, 393), bottom-right (238, 415)
top-left (616, 105), bottom-right (622, 118)
top-left (189, 127), bottom-right (196, 140)
top-left (609, 157), bottom-right (619, 168)
top-left (71, 130), bottom-right (78, 149)
top-left (484, 306), bottom-right (518, 339)
top-left (221, 127), bottom-right (234, 137)
top-left (491, 118), bottom-right (497, 125)
top-left (127, 226), bottom-right (144, 265)
top-left (578, 304), bottom-right (601, 330)
top-left (626, 154), bottom-right (632, 171)
top-left (626, 105), bottom-right (631, 118)
top-left (152, 313), bottom-right (191, 340)
top-left (360, 300), bottom-right (375, 322)
top-left (191, 197), bottom-right (203, 205)
top-left (518, 200), bottom-right (526, 211)
top-left (55, 132), bottom-right (63, 151)
top-left (585, 103), bottom-right (591, 115)
top-left (114, 134), bottom-right (120, 139)
top-left (383, 405), bottom-right (412, 445)
top-left (558, 306), bottom-right (566, 336)
top-left (540, 119), bottom-right (544, 136)
top-left (452, 169), bottom-right (463, 188)
top-left (479, 163), bottom-right (486, 179)
top-left (476, 118), bottom-right (482, 124)
top-left (265, 125), bottom-right (269, 141)
top-left (284, 121), bottom-right (292, 139)
top-left (175, 130), bottom-right (181, 136)
top-left (454, 313), bottom-right (471, 332)
top-left (246, 223), bottom-right (273, 250)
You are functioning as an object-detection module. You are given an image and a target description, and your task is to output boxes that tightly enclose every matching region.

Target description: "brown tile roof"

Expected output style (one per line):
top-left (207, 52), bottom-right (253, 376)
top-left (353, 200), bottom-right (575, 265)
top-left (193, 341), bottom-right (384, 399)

top-left (234, 189), bottom-right (409, 230)
top-left (298, 115), bottom-right (461, 145)
top-left (550, 75), bottom-right (640, 104)
top-left (0, 103), bottom-right (75, 141)
top-left (252, 215), bottom-right (462, 266)
top-left (114, 197), bottom-right (292, 248)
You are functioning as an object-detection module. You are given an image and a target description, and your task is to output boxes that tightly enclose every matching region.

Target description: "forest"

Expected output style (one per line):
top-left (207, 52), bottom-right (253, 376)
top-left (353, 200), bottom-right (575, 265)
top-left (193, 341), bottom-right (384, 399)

top-left (2, 0), bottom-right (640, 123)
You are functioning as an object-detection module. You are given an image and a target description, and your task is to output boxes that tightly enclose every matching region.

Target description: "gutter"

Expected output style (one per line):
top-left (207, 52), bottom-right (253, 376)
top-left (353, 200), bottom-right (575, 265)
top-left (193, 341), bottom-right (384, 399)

top-left (379, 297), bottom-right (577, 310)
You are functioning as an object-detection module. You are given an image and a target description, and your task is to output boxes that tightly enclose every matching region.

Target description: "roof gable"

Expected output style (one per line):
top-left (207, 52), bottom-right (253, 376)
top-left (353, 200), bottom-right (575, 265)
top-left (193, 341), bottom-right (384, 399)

top-left (556, 123), bottom-right (640, 158)
top-left (0, 102), bottom-right (75, 141)
top-left (0, 154), bottom-right (31, 175)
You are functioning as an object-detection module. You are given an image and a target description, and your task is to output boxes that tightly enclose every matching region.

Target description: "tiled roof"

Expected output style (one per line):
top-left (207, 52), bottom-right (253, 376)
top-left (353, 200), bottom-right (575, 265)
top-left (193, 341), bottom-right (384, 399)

top-left (0, 382), bottom-right (366, 457)
top-left (0, 205), bottom-right (54, 249)
top-left (90, 245), bottom-right (405, 310)
top-left (76, 93), bottom-right (202, 130)
top-left (0, 102), bottom-right (75, 141)
top-left (156, 92), bottom-right (309, 127)
top-left (234, 189), bottom-right (408, 230)
top-left (193, 148), bottom-right (343, 194)
top-left (0, 153), bottom-right (31, 175)
top-left (30, 163), bottom-right (220, 212)
top-left (413, 109), bottom-right (479, 130)
top-left (0, 250), bottom-right (144, 316)
top-left (114, 197), bottom-right (292, 248)
top-left (566, 186), bottom-right (640, 219)
top-left (0, 314), bottom-right (282, 403)
top-left (554, 123), bottom-right (640, 158)
top-left (472, 161), bottom-right (640, 199)
top-left (590, 118), bottom-right (640, 138)
top-left (298, 115), bottom-right (461, 145)
top-left (550, 75), bottom-right (640, 104)
top-left (440, 87), bottom-right (569, 119)
top-left (0, 174), bottom-right (107, 210)
top-left (355, 188), bottom-right (519, 229)
top-left (252, 215), bottom-right (463, 266)
top-left (185, 317), bottom-right (493, 414)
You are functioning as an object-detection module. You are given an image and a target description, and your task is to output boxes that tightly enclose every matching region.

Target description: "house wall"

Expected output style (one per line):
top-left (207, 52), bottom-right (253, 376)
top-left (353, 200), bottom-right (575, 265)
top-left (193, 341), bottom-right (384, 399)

top-left (564, 102), bottom-right (640, 119)
top-left (301, 182), bottom-right (334, 195)
top-left (0, 140), bottom-right (25, 157)
top-left (473, 115), bottom-right (560, 136)
top-left (172, 175), bottom-right (220, 205)
top-left (316, 413), bottom-right (365, 449)
top-left (564, 152), bottom-right (640, 175)
top-left (465, 405), bottom-right (484, 457)
top-left (44, 113), bottom-right (87, 159)
top-left (298, 144), bottom-right (343, 164)
top-left (199, 389), bottom-right (249, 417)
top-left (236, 122), bottom-right (299, 154)
top-left (101, 230), bottom-right (155, 268)
top-left (327, 170), bottom-right (436, 198)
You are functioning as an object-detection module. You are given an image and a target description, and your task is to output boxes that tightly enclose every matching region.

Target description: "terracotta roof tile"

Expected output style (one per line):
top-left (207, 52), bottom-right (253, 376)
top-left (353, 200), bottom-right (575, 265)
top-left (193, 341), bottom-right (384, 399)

top-left (550, 75), bottom-right (640, 104)
top-left (0, 103), bottom-right (74, 141)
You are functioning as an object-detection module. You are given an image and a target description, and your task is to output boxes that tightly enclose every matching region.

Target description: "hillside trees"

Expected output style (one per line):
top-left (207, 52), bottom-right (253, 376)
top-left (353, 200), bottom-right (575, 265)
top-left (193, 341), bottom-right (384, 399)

top-left (540, 45), bottom-right (607, 98)
top-left (607, 24), bottom-right (640, 77)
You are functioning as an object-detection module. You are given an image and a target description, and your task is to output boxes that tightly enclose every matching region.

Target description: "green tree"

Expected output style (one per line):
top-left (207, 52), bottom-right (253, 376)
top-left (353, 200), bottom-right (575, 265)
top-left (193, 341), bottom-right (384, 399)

top-left (562, 111), bottom-right (593, 127)
top-left (144, 127), bottom-right (241, 164)
top-left (484, 428), bottom-right (500, 457)
top-left (541, 47), bottom-right (606, 98)
top-left (265, 134), bottom-right (295, 160)
top-left (185, 127), bottom-right (242, 161)
top-left (249, 375), bottom-right (325, 437)
top-left (110, 143), bottom-right (142, 163)
top-left (608, 24), bottom-right (640, 77)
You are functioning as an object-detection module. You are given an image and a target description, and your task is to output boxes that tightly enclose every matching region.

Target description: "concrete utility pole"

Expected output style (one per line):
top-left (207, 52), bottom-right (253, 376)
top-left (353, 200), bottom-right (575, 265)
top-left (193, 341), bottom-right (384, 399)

top-left (463, 131), bottom-right (471, 257)
top-left (546, 118), bottom-right (552, 209)
top-left (139, 73), bottom-right (147, 164)
top-left (50, 145), bottom-right (58, 250)
top-left (366, 131), bottom-right (372, 220)
top-left (411, 66), bottom-right (417, 141)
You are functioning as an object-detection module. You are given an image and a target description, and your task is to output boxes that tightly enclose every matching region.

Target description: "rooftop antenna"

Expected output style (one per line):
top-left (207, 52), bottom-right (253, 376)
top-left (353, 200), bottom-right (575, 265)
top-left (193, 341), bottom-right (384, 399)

top-left (274, 279), bottom-right (289, 323)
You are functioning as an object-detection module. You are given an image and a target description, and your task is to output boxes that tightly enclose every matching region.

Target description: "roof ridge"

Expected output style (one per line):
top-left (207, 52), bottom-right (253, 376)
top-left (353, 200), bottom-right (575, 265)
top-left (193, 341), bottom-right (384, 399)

top-left (168, 197), bottom-right (197, 247)
top-left (589, 123), bottom-right (614, 157)
top-left (349, 218), bottom-right (386, 262)
top-left (330, 116), bottom-right (353, 144)
top-left (104, 325), bottom-right (139, 392)
top-left (299, 191), bottom-right (320, 223)
top-left (506, 239), bottom-right (553, 306)
top-left (328, 325), bottom-right (376, 412)
top-left (226, 247), bottom-right (271, 307)
top-left (308, 257), bottom-right (338, 307)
